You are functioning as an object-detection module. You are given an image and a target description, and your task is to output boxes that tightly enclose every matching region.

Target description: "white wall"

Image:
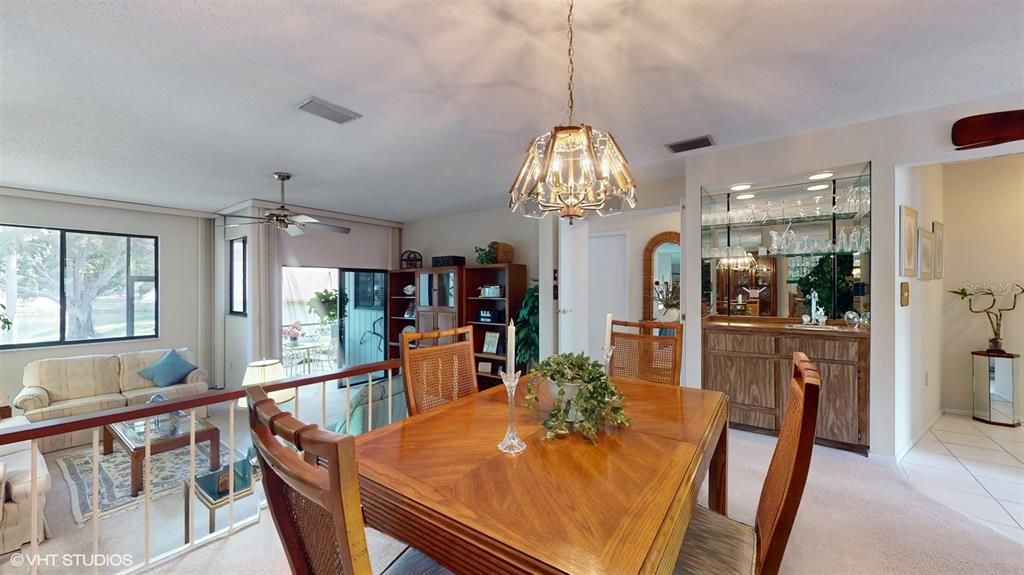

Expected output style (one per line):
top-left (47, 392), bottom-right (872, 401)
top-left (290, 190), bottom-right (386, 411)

top-left (894, 164), bottom-right (944, 450)
top-left (402, 206), bottom-right (539, 280)
top-left (588, 208), bottom-right (681, 321)
top-left (0, 189), bottom-right (214, 398)
top-left (941, 154), bottom-right (1024, 413)
top-left (681, 90), bottom-right (1024, 458)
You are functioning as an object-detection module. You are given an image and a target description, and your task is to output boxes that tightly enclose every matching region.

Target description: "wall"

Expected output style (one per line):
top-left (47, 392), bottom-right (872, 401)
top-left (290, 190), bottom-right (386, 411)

top-left (587, 208), bottom-right (681, 322)
top-left (895, 164), bottom-right (945, 449)
top-left (402, 206), bottom-right (539, 280)
top-left (0, 189), bottom-right (214, 398)
top-left (941, 154), bottom-right (1024, 413)
top-left (680, 90), bottom-right (1024, 458)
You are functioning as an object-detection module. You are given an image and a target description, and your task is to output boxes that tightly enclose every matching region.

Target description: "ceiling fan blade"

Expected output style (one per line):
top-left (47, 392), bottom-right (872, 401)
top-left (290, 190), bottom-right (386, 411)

top-left (283, 224), bottom-right (305, 237)
top-left (221, 214), bottom-right (267, 220)
top-left (303, 222), bottom-right (351, 234)
top-left (217, 221), bottom-right (265, 228)
top-left (290, 214), bottom-right (318, 224)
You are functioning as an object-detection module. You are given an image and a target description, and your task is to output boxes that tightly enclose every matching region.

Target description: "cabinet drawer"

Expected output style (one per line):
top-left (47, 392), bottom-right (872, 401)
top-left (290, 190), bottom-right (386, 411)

top-left (704, 353), bottom-right (775, 409)
top-left (779, 336), bottom-right (859, 363)
top-left (705, 331), bottom-right (775, 354)
top-left (729, 405), bottom-right (777, 430)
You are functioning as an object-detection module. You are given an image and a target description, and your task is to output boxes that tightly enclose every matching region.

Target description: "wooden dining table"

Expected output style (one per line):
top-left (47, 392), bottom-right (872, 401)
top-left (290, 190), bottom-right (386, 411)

top-left (355, 378), bottom-right (728, 575)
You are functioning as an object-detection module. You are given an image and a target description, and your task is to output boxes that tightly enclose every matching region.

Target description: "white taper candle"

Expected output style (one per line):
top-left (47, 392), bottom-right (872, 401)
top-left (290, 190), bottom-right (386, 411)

top-left (507, 320), bottom-right (516, 374)
top-left (604, 312), bottom-right (613, 349)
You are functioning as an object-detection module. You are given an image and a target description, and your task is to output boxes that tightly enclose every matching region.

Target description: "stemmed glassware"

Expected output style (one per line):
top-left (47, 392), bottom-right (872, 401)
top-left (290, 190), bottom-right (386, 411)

top-left (497, 369), bottom-right (526, 454)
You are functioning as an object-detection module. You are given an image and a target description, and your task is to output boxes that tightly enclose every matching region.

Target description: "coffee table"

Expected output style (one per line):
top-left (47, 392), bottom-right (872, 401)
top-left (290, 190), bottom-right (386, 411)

top-left (103, 411), bottom-right (220, 497)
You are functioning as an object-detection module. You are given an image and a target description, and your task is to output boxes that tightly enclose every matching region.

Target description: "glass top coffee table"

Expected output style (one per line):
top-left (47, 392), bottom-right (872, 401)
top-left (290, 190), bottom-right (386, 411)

top-left (103, 411), bottom-right (220, 497)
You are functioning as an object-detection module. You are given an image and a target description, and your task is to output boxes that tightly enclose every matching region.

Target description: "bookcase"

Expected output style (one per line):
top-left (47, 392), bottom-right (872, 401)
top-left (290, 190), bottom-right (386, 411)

top-left (463, 263), bottom-right (527, 387)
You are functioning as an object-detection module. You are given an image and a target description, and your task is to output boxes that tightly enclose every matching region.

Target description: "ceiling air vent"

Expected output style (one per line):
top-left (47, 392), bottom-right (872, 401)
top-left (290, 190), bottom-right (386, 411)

top-left (298, 96), bottom-right (362, 126)
top-left (665, 135), bottom-right (714, 154)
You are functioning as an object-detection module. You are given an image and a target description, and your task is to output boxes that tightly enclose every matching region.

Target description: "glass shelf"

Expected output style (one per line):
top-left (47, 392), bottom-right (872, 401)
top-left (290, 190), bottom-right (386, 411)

top-left (700, 211), bottom-right (864, 232)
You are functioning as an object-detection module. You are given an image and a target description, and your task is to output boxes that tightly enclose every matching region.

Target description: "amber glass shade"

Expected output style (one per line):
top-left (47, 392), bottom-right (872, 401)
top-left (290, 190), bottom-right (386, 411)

top-left (509, 124), bottom-right (636, 221)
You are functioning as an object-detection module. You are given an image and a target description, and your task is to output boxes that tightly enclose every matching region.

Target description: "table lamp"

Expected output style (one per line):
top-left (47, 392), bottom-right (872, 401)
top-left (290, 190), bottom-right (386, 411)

top-left (237, 359), bottom-right (294, 408)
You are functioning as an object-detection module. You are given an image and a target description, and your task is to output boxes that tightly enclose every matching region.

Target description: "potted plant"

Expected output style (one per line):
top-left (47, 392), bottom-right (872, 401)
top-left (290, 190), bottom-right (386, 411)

top-left (950, 282), bottom-right (1024, 351)
top-left (524, 352), bottom-right (630, 442)
top-left (514, 281), bottom-right (540, 371)
top-left (282, 321), bottom-right (304, 342)
top-left (653, 279), bottom-right (680, 322)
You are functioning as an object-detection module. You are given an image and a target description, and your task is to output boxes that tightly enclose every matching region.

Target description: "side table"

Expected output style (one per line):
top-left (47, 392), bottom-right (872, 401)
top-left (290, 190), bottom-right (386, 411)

top-left (0, 395), bottom-right (12, 420)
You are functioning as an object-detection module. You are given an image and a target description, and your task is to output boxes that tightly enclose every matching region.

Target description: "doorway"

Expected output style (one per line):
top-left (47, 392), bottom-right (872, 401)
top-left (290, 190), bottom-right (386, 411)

top-left (587, 233), bottom-right (628, 359)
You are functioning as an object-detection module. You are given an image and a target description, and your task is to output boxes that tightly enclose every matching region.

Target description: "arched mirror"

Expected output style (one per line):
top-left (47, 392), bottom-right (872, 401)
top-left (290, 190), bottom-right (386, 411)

top-left (643, 232), bottom-right (681, 320)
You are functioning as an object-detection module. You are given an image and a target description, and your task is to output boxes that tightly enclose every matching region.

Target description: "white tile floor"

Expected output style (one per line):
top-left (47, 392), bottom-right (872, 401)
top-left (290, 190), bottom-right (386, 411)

top-left (900, 414), bottom-right (1024, 546)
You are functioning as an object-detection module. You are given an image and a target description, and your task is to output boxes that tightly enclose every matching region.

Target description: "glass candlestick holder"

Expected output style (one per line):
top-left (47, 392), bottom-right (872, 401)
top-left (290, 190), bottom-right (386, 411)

top-left (497, 370), bottom-right (526, 454)
top-left (601, 345), bottom-right (615, 374)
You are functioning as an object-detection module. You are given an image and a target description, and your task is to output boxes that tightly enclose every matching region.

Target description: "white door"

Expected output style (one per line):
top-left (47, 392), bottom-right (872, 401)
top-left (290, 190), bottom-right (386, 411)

top-left (587, 233), bottom-right (628, 359)
top-left (558, 219), bottom-right (589, 353)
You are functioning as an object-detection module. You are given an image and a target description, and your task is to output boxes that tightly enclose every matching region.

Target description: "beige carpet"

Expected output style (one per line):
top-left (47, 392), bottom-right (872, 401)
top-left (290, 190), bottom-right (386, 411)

top-left (147, 429), bottom-right (1024, 574)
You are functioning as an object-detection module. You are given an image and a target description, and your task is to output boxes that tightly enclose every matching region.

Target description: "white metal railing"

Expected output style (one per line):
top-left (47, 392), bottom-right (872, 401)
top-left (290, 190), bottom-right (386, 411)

top-left (0, 360), bottom-right (401, 574)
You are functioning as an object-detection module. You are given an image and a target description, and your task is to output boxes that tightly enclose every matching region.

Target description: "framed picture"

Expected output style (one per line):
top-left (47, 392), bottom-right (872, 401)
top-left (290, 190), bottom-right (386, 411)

top-left (477, 361), bottom-right (492, 375)
top-left (483, 331), bottom-right (500, 354)
top-left (917, 228), bottom-right (934, 281)
top-left (932, 221), bottom-right (944, 279)
top-left (404, 303), bottom-right (416, 318)
top-left (900, 206), bottom-right (918, 277)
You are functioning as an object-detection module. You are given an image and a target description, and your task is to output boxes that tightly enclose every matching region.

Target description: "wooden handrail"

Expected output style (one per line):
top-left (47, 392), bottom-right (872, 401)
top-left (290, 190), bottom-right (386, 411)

top-left (0, 358), bottom-right (402, 446)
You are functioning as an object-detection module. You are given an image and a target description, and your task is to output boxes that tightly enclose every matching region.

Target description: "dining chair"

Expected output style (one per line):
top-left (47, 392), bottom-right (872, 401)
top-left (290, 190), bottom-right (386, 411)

top-left (608, 318), bottom-right (683, 385)
top-left (675, 352), bottom-right (821, 575)
top-left (400, 325), bottom-right (479, 416)
top-left (246, 386), bottom-right (449, 575)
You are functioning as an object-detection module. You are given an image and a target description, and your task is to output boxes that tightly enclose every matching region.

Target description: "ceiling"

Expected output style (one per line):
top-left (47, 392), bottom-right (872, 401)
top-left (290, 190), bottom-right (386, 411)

top-left (1, 2), bottom-right (1021, 222)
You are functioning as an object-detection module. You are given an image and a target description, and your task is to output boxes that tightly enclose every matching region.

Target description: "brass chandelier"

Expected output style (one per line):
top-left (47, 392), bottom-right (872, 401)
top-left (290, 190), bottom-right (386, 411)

top-left (508, 0), bottom-right (637, 222)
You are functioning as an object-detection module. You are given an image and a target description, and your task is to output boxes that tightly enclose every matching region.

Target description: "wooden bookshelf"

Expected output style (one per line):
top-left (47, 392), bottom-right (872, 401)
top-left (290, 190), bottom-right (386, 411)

top-left (464, 263), bottom-right (527, 387)
top-left (386, 269), bottom-right (417, 360)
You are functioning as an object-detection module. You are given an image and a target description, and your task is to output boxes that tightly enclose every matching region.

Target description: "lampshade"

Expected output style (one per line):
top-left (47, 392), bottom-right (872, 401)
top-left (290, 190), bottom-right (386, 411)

top-left (237, 359), bottom-right (294, 408)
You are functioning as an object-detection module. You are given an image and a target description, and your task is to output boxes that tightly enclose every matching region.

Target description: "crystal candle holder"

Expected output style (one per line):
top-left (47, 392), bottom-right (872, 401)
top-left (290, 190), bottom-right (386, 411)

top-left (601, 345), bottom-right (615, 374)
top-left (497, 370), bottom-right (526, 454)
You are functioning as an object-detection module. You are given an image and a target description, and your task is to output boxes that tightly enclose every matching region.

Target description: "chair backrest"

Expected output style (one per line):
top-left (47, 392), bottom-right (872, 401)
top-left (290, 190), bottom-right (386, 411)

top-left (247, 386), bottom-right (371, 575)
top-left (608, 319), bottom-right (683, 385)
top-left (400, 325), bottom-right (479, 416)
top-left (753, 352), bottom-right (821, 575)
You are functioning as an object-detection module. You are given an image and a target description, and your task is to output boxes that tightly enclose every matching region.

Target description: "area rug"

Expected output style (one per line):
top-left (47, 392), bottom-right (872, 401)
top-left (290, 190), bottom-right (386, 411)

top-left (56, 441), bottom-right (239, 525)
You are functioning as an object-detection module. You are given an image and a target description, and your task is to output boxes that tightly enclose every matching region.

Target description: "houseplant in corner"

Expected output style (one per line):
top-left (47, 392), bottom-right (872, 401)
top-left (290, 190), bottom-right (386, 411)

top-left (514, 281), bottom-right (540, 371)
top-left (524, 352), bottom-right (630, 442)
top-left (950, 282), bottom-right (1024, 351)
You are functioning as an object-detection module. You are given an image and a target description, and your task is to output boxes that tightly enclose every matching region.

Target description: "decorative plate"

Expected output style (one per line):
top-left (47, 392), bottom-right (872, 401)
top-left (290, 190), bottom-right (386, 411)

top-left (401, 326), bottom-right (416, 334)
top-left (403, 284), bottom-right (416, 295)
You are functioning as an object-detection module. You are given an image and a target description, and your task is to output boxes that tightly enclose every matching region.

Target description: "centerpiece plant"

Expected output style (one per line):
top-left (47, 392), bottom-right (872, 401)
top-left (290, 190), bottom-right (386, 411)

top-left (524, 352), bottom-right (630, 442)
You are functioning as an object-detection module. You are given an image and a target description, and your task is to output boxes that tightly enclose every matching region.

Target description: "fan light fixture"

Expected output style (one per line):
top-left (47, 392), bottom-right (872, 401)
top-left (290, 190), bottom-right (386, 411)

top-left (508, 0), bottom-right (636, 223)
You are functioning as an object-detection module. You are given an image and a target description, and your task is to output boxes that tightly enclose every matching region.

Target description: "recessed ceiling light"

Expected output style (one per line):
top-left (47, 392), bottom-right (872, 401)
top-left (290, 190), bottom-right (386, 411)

top-left (730, 183), bottom-right (752, 191)
top-left (808, 171), bottom-right (834, 181)
top-left (807, 184), bottom-right (830, 191)
top-left (735, 193), bottom-right (756, 200)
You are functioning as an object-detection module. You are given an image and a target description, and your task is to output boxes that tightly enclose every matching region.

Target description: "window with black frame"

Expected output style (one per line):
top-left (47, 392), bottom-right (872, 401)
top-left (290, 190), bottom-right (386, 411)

top-left (353, 271), bottom-right (385, 309)
top-left (0, 224), bottom-right (158, 348)
top-left (229, 237), bottom-right (247, 315)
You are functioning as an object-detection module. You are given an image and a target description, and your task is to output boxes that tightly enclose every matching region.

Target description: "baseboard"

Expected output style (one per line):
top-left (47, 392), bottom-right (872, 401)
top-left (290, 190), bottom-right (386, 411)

top-left (943, 408), bottom-right (973, 416)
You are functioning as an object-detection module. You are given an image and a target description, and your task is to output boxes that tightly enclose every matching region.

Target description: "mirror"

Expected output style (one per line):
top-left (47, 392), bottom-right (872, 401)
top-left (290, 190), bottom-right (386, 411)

top-left (643, 232), bottom-right (680, 320)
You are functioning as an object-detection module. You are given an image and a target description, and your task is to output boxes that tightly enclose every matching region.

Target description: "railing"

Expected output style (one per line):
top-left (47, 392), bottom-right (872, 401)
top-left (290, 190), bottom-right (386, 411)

top-left (0, 358), bottom-right (402, 574)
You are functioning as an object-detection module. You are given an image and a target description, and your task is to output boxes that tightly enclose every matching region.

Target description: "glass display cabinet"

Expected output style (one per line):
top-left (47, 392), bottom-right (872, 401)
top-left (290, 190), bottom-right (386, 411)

top-left (973, 350), bottom-right (1022, 427)
top-left (700, 164), bottom-right (871, 320)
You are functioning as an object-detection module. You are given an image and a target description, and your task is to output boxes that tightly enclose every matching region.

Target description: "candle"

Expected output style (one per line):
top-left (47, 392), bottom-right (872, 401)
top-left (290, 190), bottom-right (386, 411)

top-left (507, 320), bottom-right (516, 374)
top-left (604, 312), bottom-right (613, 349)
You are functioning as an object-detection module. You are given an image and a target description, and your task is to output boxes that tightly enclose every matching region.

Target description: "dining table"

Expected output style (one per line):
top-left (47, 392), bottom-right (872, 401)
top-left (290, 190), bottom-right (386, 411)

top-left (354, 377), bottom-right (728, 575)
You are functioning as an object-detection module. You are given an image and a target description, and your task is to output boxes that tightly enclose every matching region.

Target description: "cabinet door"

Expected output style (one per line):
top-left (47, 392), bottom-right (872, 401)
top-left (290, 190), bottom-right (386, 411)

top-left (418, 272), bottom-right (434, 308)
top-left (416, 310), bottom-right (437, 346)
top-left (437, 270), bottom-right (457, 309)
top-left (810, 361), bottom-right (860, 444)
top-left (436, 311), bottom-right (457, 344)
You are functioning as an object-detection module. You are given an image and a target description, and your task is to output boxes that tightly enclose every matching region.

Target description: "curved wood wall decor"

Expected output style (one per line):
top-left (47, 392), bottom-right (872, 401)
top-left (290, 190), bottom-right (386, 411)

top-left (952, 109), bottom-right (1024, 150)
top-left (642, 231), bottom-right (681, 321)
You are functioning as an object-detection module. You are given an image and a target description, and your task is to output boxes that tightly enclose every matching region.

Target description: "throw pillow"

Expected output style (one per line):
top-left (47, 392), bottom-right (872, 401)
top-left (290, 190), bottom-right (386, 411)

top-left (138, 350), bottom-right (197, 387)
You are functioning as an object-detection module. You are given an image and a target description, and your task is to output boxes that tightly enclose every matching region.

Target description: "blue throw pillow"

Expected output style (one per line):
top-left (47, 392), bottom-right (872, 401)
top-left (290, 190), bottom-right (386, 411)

top-left (138, 350), bottom-right (197, 387)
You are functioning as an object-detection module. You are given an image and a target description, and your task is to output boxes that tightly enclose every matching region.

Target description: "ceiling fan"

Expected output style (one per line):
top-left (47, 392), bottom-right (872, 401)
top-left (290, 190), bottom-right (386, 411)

top-left (219, 172), bottom-right (351, 236)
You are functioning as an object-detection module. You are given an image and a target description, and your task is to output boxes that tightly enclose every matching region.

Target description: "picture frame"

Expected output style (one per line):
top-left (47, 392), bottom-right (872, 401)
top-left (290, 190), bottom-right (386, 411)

top-left (483, 331), bottom-right (500, 354)
top-left (917, 228), bottom-right (934, 281)
top-left (900, 206), bottom-right (918, 277)
top-left (404, 303), bottom-right (416, 318)
top-left (932, 221), bottom-right (944, 279)
top-left (477, 361), bottom-right (492, 375)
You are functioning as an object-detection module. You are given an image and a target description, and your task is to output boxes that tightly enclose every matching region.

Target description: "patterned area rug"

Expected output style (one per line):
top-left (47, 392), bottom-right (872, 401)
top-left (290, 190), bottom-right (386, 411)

top-left (56, 441), bottom-right (238, 525)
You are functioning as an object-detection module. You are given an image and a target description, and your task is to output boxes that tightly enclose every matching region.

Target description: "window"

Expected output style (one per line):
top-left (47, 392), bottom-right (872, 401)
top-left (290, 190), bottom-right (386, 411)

top-left (0, 225), bottom-right (158, 349)
top-left (353, 271), bottom-right (384, 309)
top-left (229, 238), bottom-right (246, 315)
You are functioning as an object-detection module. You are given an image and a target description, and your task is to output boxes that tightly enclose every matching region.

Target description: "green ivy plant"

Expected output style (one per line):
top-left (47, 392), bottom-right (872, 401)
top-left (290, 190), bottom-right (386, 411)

top-left (474, 242), bottom-right (497, 264)
top-left (0, 303), bottom-right (11, 332)
top-left (524, 352), bottom-right (630, 442)
top-left (307, 288), bottom-right (348, 324)
top-left (515, 281), bottom-right (539, 370)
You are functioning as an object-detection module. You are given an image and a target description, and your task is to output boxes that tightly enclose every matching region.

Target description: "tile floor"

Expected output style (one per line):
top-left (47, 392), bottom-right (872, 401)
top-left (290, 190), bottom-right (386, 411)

top-left (900, 414), bottom-right (1024, 545)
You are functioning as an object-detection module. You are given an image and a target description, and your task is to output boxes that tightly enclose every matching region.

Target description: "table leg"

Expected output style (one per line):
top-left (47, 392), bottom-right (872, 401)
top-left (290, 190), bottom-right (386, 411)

top-left (102, 426), bottom-right (113, 455)
top-left (131, 452), bottom-right (143, 498)
top-left (708, 421), bottom-right (728, 515)
top-left (209, 429), bottom-right (221, 472)
top-left (183, 482), bottom-right (191, 544)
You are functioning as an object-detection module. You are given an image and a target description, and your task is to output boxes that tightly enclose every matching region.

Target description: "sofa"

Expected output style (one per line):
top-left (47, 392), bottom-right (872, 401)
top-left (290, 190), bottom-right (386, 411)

top-left (333, 376), bottom-right (408, 435)
top-left (0, 416), bottom-right (51, 553)
top-left (13, 349), bottom-right (209, 453)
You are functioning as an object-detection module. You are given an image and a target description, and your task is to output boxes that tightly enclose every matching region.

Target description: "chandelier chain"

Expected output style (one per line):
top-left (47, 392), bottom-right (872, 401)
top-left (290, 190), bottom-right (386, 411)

top-left (566, 0), bottom-right (575, 125)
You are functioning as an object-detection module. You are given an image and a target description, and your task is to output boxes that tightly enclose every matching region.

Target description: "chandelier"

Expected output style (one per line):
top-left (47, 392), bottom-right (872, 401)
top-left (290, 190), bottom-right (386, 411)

top-left (508, 0), bottom-right (637, 222)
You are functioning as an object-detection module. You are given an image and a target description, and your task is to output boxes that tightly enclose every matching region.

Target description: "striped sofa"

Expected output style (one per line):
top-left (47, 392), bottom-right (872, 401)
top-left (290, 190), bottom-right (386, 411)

top-left (12, 349), bottom-right (209, 453)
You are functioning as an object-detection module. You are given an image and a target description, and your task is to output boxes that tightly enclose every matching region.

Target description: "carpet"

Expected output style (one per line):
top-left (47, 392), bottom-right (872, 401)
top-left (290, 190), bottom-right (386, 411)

top-left (56, 441), bottom-right (238, 525)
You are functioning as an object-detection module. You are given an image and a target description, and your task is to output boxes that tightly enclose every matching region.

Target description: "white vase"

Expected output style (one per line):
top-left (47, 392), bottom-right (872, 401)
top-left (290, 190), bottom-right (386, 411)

top-left (657, 307), bottom-right (681, 323)
top-left (547, 379), bottom-right (583, 422)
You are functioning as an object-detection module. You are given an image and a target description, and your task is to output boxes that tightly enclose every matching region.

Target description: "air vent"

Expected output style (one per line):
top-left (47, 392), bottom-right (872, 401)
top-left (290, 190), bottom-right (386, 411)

top-left (298, 96), bottom-right (362, 126)
top-left (665, 135), bottom-right (714, 154)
